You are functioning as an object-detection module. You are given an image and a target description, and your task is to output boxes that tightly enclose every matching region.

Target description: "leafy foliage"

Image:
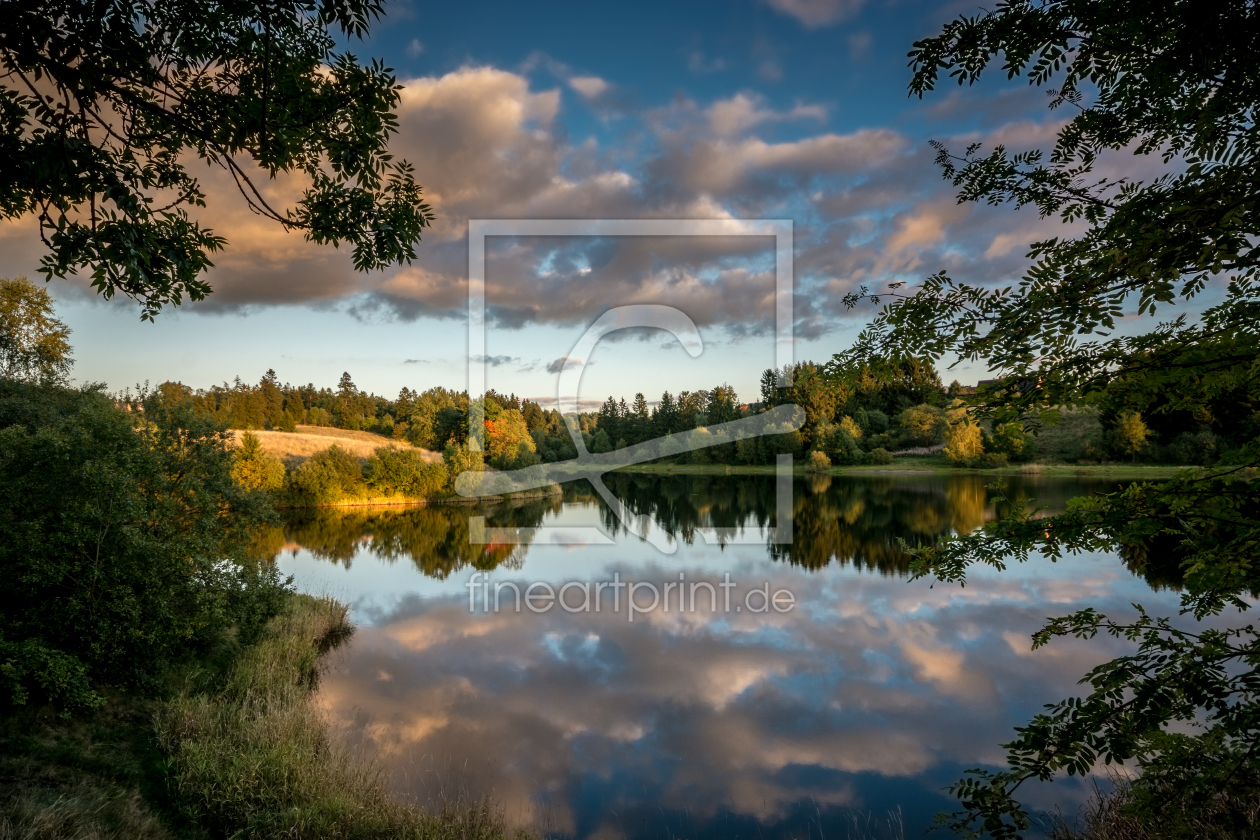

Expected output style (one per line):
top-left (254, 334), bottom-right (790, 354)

top-left (0, 277), bottom-right (72, 384)
top-left (944, 418), bottom-right (985, 465)
top-left (363, 446), bottom-right (445, 497)
top-left (286, 444), bottom-right (364, 504)
top-left (0, 1), bottom-right (434, 318)
top-left (0, 381), bottom-right (288, 713)
top-left (831, 1), bottom-right (1260, 835)
top-left (232, 430), bottom-right (286, 491)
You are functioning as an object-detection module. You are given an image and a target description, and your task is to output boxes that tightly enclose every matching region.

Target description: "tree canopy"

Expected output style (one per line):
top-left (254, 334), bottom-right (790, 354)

top-left (0, 276), bottom-right (72, 384)
top-left (0, 1), bottom-right (433, 319)
top-left (835, 1), bottom-right (1260, 836)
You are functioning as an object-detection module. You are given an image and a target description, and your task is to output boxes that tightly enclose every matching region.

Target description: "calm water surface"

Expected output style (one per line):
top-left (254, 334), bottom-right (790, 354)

top-left (267, 473), bottom-right (1179, 839)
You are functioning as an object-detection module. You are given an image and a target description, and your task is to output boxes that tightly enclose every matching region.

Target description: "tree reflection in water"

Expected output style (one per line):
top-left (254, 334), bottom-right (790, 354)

top-left (265, 473), bottom-right (1124, 579)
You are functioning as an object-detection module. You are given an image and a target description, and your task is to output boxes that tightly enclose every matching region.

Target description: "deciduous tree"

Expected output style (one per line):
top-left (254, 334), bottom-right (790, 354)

top-left (1, 0), bottom-right (434, 319)
top-left (837, 1), bottom-right (1260, 834)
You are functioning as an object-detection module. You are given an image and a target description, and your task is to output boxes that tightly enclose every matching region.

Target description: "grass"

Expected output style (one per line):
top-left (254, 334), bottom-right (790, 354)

top-left (0, 697), bottom-right (182, 840)
top-left (0, 595), bottom-right (518, 840)
top-left (231, 426), bottom-right (439, 465)
top-left (155, 594), bottom-right (513, 840)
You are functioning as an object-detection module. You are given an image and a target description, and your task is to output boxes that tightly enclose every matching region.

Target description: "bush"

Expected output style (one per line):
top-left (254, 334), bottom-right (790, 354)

top-left (590, 428), bottom-right (613, 454)
top-left (988, 421), bottom-right (1029, 460)
top-left (968, 452), bottom-right (1009, 469)
top-left (1036, 408), bottom-right (1104, 462)
top-left (287, 445), bottom-right (365, 503)
top-left (807, 450), bottom-right (831, 472)
top-left (364, 447), bottom-right (446, 497)
top-left (442, 443), bottom-right (484, 491)
top-left (854, 407), bottom-right (890, 435)
top-left (1167, 429), bottom-right (1220, 465)
top-left (232, 431), bottom-right (286, 491)
top-left (866, 448), bottom-right (894, 465)
top-left (823, 425), bottom-right (864, 465)
top-left (894, 404), bottom-right (949, 447)
top-left (0, 382), bottom-right (286, 713)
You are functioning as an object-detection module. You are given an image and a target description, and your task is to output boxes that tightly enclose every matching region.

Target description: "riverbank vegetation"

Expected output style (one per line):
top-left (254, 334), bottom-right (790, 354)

top-left (0, 312), bottom-right (515, 836)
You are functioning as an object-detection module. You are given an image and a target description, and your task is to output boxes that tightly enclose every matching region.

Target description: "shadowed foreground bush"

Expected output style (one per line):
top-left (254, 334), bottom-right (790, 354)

top-left (156, 595), bottom-right (511, 840)
top-left (1049, 774), bottom-right (1260, 840)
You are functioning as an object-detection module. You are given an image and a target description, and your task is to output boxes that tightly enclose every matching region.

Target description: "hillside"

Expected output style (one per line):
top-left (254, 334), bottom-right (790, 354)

top-left (230, 425), bottom-right (441, 464)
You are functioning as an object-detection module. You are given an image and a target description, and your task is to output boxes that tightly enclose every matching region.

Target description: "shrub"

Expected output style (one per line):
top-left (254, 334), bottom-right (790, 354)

top-left (277, 411), bottom-right (298, 433)
top-left (854, 407), bottom-right (890, 435)
top-left (0, 381), bottom-right (286, 712)
top-left (1167, 429), bottom-right (1220, 465)
top-left (866, 448), bottom-right (894, 465)
top-left (807, 450), bottom-right (831, 472)
top-left (287, 445), bottom-right (365, 503)
top-left (1035, 408), bottom-right (1104, 462)
top-left (823, 425), bottom-right (864, 465)
top-left (232, 431), bottom-right (286, 491)
top-left (509, 440), bottom-right (541, 470)
top-left (895, 404), bottom-right (949, 447)
top-left (364, 447), bottom-right (446, 497)
top-left (988, 421), bottom-right (1029, 460)
top-left (968, 452), bottom-right (1009, 469)
top-left (442, 443), bottom-right (484, 491)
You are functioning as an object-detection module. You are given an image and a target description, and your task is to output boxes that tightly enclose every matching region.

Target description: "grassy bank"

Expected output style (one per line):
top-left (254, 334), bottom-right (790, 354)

top-left (0, 595), bottom-right (515, 840)
top-left (230, 426), bottom-right (441, 466)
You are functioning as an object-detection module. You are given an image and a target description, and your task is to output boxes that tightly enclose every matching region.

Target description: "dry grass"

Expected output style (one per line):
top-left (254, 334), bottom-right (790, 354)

top-left (156, 595), bottom-right (513, 840)
top-left (0, 698), bottom-right (178, 840)
top-left (229, 427), bottom-right (439, 465)
top-left (0, 780), bottom-right (170, 840)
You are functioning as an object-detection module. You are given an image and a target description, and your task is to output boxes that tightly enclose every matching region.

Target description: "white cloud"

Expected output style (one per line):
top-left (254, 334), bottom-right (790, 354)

top-left (762, 0), bottom-right (867, 28)
top-left (568, 75), bottom-right (609, 100)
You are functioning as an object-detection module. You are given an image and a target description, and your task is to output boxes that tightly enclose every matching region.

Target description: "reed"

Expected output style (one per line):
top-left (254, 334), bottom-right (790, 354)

top-left (156, 595), bottom-right (512, 840)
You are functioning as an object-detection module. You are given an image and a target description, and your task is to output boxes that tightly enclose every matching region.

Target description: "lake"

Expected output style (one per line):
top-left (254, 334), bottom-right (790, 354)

top-left (267, 472), bottom-right (1181, 839)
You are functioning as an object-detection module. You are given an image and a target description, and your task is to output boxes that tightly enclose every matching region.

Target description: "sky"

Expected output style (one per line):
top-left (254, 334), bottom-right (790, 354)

top-left (2, 0), bottom-right (1084, 408)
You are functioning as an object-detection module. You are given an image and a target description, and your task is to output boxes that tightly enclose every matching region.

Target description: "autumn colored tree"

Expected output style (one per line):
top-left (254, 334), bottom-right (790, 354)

top-left (483, 409), bottom-right (534, 469)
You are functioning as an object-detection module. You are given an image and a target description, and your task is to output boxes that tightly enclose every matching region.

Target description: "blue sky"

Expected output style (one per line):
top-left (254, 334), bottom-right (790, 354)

top-left (2, 0), bottom-right (1072, 407)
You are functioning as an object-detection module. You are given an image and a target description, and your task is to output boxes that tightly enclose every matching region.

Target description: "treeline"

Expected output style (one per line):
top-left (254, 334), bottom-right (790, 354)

top-left (160, 349), bottom-right (1255, 475)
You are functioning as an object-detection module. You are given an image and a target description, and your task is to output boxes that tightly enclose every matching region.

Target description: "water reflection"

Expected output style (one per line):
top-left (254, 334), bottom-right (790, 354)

top-left (270, 473), bottom-right (1173, 839)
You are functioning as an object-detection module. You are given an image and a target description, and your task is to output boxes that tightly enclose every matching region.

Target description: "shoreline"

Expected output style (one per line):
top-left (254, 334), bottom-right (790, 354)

top-left (611, 459), bottom-right (1189, 479)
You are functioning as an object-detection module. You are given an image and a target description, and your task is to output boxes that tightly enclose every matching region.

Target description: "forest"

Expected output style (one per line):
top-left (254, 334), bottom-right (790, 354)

top-left (149, 348), bottom-right (1249, 497)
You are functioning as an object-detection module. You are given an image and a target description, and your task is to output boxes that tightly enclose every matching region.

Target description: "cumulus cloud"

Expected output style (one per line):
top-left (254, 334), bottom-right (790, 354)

top-left (0, 61), bottom-right (1095, 342)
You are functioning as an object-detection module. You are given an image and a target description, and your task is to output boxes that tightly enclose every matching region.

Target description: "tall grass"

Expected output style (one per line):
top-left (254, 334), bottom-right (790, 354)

top-left (156, 595), bottom-right (512, 840)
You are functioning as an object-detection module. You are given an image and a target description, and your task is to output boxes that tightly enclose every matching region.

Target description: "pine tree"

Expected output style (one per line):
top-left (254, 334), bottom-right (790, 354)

top-left (632, 392), bottom-right (650, 443)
